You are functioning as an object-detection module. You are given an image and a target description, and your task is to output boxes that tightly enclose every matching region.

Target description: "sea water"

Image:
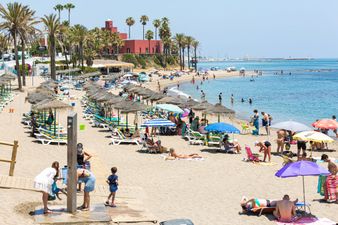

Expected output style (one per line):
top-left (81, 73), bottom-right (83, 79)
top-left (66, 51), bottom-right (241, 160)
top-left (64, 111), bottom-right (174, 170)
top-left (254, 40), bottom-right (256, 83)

top-left (178, 59), bottom-right (338, 126)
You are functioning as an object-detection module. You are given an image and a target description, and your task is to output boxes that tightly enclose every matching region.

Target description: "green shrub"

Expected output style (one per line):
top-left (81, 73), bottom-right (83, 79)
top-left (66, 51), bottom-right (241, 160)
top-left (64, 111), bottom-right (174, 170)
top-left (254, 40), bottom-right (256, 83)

top-left (122, 54), bottom-right (138, 67)
top-left (135, 55), bottom-right (147, 69)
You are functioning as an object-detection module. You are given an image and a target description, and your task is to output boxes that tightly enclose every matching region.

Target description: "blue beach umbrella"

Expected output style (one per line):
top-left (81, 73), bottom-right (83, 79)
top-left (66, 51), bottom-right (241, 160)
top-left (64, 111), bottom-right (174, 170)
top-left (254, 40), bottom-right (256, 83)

top-left (141, 119), bottom-right (176, 128)
top-left (275, 161), bottom-right (330, 212)
top-left (204, 122), bottom-right (240, 134)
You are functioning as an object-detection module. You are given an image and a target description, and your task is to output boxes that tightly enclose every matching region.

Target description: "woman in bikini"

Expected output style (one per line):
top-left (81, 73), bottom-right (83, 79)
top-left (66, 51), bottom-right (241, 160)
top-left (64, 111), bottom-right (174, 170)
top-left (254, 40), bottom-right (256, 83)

top-left (166, 148), bottom-right (203, 160)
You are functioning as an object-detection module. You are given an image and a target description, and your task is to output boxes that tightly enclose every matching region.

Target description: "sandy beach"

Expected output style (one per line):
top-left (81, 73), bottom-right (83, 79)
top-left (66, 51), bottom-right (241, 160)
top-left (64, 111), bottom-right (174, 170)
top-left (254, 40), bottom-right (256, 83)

top-left (0, 74), bottom-right (337, 225)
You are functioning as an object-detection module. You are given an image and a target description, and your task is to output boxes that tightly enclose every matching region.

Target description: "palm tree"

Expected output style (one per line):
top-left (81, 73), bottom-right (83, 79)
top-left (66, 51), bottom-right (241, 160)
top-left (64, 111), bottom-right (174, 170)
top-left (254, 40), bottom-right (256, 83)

top-left (63, 3), bottom-right (75, 25)
top-left (69, 24), bottom-right (87, 69)
top-left (19, 7), bottom-right (39, 86)
top-left (53, 4), bottom-right (64, 22)
top-left (152, 19), bottom-right (161, 40)
top-left (125, 17), bottom-right (135, 39)
top-left (192, 40), bottom-right (199, 71)
top-left (159, 19), bottom-right (171, 68)
top-left (175, 33), bottom-right (184, 70)
top-left (0, 2), bottom-right (29, 90)
top-left (41, 14), bottom-right (60, 80)
top-left (185, 36), bottom-right (193, 69)
top-left (140, 15), bottom-right (149, 40)
top-left (145, 30), bottom-right (154, 54)
top-left (181, 36), bottom-right (187, 70)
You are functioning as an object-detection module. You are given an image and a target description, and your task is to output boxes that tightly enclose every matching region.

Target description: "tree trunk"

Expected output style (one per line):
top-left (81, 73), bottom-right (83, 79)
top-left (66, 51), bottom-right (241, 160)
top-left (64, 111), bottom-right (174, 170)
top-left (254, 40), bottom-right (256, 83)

top-left (64, 44), bottom-right (69, 69)
top-left (143, 25), bottom-right (145, 40)
top-left (187, 47), bottom-right (190, 69)
top-left (68, 10), bottom-right (71, 24)
top-left (148, 40), bottom-right (150, 54)
top-left (58, 10), bottom-right (61, 22)
top-left (128, 26), bottom-right (131, 39)
top-left (155, 28), bottom-right (157, 40)
top-left (13, 33), bottom-right (22, 90)
top-left (179, 47), bottom-right (182, 71)
top-left (80, 43), bottom-right (84, 69)
top-left (182, 48), bottom-right (185, 70)
top-left (50, 35), bottom-right (56, 80)
top-left (194, 47), bottom-right (197, 71)
top-left (21, 38), bottom-right (26, 86)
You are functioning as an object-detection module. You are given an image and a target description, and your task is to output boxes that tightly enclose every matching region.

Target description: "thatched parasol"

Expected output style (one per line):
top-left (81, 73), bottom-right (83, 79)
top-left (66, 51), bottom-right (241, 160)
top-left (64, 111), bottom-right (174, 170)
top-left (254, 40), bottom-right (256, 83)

top-left (157, 96), bottom-right (185, 105)
top-left (192, 101), bottom-right (214, 111)
top-left (207, 103), bottom-right (235, 122)
top-left (1, 73), bottom-right (16, 80)
top-left (26, 92), bottom-right (54, 104)
top-left (180, 99), bottom-right (199, 108)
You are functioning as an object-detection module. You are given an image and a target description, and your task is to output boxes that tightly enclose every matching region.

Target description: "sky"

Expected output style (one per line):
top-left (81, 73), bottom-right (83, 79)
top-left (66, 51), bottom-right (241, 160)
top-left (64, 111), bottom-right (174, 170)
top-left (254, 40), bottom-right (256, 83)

top-left (5, 0), bottom-right (338, 58)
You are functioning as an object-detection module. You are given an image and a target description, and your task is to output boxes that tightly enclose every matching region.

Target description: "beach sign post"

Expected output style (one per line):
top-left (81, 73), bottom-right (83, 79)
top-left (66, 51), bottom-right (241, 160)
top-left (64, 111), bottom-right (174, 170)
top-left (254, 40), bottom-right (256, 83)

top-left (67, 112), bottom-right (77, 213)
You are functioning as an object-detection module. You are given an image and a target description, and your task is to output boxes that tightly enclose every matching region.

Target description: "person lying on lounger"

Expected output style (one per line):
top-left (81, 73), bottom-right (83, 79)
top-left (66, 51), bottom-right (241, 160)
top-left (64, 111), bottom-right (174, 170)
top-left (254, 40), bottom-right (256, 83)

top-left (166, 148), bottom-right (203, 160)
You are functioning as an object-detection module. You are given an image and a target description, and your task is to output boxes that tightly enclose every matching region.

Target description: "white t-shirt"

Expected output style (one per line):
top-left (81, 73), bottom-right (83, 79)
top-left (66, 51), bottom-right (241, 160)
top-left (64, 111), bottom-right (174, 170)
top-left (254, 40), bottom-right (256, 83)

top-left (34, 167), bottom-right (57, 186)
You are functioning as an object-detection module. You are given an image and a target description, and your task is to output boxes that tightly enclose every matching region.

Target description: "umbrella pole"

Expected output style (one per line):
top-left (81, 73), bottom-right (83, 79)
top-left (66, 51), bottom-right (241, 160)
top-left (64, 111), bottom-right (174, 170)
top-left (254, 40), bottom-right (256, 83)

top-left (302, 176), bottom-right (306, 213)
top-left (118, 109), bottom-right (120, 126)
top-left (126, 113), bottom-right (129, 129)
top-left (54, 109), bottom-right (56, 136)
top-left (218, 114), bottom-right (220, 123)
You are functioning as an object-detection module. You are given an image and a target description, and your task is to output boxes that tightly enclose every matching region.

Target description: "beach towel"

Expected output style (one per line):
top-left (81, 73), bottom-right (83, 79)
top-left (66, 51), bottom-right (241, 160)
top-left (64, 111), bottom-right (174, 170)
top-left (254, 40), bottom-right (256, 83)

top-left (275, 217), bottom-right (335, 225)
top-left (324, 175), bottom-right (337, 202)
top-left (317, 175), bottom-right (326, 196)
top-left (257, 162), bottom-right (278, 166)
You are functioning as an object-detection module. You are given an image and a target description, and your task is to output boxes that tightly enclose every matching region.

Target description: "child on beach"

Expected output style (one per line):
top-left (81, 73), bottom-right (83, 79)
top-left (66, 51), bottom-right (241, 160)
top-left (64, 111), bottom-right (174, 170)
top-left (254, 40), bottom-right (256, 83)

top-left (105, 167), bottom-right (118, 207)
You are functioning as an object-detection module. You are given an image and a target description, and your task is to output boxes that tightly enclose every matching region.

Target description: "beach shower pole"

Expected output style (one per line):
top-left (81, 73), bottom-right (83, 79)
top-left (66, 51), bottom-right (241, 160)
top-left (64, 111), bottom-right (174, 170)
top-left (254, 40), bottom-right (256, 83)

top-left (67, 112), bottom-right (77, 213)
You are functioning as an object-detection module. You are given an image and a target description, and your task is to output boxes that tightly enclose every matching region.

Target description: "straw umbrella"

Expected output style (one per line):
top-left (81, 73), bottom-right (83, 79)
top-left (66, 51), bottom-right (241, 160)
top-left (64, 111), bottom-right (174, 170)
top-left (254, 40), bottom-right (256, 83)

top-left (35, 99), bottom-right (72, 136)
top-left (207, 103), bottom-right (235, 122)
top-left (157, 96), bottom-right (185, 105)
top-left (180, 98), bottom-right (199, 109)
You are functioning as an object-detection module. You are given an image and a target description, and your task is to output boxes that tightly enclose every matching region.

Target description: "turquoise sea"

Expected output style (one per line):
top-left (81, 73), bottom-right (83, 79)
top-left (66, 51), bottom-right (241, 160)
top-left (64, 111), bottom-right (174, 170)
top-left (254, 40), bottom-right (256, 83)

top-left (178, 59), bottom-right (338, 127)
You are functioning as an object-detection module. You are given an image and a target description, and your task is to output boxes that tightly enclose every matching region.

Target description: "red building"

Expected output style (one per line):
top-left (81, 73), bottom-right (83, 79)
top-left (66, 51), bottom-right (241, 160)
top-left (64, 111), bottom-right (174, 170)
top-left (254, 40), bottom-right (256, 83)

top-left (103, 20), bottom-right (162, 54)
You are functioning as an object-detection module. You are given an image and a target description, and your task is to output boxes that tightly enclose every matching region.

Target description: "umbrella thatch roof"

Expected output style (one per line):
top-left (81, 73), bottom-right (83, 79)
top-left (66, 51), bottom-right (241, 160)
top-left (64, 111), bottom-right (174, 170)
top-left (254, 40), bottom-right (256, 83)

top-left (56, 68), bottom-right (81, 75)
top-left (34, 99), bottom-right (72, 111)
top-left (192, 101), bottom-right (214, 111)
top-left (180, 99), bottom-right (199, 108)
top-left (74, 71), bottom-right (102, 80)
top-left (207, 103), bottom-right (235, 114)
top-left (26, 92), bottom-right (54, 104)
top-left (1, 73), bottom-right (16, 80)
top-left (120, 101), bottom-right (147, 113)
top-left (106, 96), bottom-right (124, 105)
top-left (143, 92), bottom-right (165, 101)
top-left (157, 96), bottom-right (185, 105)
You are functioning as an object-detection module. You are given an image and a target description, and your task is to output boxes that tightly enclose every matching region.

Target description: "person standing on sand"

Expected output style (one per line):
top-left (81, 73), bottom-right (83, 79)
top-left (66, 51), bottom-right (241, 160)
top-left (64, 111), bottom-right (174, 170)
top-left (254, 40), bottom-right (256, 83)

top-left (261, 112), bottom-right (270, 135)
top-left (177, 81), bottom-right (180, 89)
top-left (34, 161), bottom-right (60, 214)
top-left (105, 167), bottom-right (118, 207)
top-left (77, 168), bottom-right (96, 211)
top-left (332, 115), bottom-right (337, 137)
top-left (276, 129), bottom-right (286, 154)
top-left (218, 92), bottom-right (222, 104)
top-left (213, 74), bottom-right (216, 79)
top-left (251, 109), bottom-right (259, 135)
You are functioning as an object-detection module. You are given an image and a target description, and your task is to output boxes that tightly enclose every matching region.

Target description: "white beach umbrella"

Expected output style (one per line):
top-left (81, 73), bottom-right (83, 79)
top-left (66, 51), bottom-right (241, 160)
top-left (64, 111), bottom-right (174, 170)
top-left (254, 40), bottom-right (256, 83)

top-left (271, 121), bottom-right (312, 132)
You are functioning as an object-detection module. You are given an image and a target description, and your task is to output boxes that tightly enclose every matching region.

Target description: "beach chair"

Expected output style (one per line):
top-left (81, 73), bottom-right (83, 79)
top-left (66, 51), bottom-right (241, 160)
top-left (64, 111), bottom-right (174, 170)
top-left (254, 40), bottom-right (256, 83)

top-left (111, 130), bottom-right (140, 146)
top-left (207, 135), bottom-right (222, 147)
top-left (185, 129), bottom-right (205, 145)
top-left (245, 146), bottom-right (260, 162)
top-left (295, 202), bottom-right (311, 214)
top-left (35, 133), bottom-right (67, 145)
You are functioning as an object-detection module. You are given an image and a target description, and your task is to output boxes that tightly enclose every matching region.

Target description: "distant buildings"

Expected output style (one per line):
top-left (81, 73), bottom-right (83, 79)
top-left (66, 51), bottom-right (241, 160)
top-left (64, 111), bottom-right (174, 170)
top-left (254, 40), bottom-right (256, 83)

top-left (103, 20), bottom-right (162, 55)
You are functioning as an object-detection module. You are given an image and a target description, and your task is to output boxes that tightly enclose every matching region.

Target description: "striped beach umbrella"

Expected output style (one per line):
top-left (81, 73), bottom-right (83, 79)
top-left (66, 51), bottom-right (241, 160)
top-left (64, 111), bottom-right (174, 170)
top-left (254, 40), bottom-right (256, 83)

top-left (141, 119), bottom-right (176, 128)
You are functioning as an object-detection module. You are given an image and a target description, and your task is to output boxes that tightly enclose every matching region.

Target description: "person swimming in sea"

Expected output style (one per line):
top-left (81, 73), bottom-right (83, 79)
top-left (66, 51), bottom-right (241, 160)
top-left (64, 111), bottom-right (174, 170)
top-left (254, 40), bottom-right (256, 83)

top-left (249, 98), bottom-right (252, 105)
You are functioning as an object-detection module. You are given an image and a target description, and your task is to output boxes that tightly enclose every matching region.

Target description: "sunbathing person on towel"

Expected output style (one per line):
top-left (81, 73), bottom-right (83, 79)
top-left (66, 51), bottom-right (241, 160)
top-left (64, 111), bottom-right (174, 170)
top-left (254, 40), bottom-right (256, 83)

top-left (241, 194), bottom-right (298, 222)
top-left (166, 148), bottom-right (203, 160)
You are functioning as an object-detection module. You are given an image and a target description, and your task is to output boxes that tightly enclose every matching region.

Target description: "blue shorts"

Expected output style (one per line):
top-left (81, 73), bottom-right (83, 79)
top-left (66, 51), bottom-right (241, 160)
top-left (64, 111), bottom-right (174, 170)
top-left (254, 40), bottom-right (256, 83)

top-left (82, 175), bottom-right (96, 192)
top-left (110, 185), bottom-right (118, 193)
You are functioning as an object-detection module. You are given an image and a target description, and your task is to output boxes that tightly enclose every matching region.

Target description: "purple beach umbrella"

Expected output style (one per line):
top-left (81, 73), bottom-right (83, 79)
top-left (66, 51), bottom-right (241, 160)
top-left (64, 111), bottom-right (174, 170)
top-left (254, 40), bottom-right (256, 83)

top-left (275, 161), bottom-right (330, 212)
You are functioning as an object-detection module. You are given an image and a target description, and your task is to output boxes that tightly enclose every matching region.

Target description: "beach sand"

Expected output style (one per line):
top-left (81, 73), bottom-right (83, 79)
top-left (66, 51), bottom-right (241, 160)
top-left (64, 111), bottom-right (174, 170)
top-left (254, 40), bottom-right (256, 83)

top-left (0, 74), bottom-right (337, 225)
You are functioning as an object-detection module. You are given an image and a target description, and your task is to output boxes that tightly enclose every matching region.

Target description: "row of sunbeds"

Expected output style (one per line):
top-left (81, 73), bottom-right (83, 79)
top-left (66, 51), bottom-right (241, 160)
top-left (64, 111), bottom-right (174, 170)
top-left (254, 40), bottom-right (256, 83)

top-left (0, 92), bottom-right (15, 113)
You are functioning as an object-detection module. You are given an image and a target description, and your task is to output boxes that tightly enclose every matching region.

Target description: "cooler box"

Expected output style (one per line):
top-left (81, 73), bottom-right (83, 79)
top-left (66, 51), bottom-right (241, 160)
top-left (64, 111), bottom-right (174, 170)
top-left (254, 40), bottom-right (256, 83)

top-left (160, 219), bottom-right (194, 225)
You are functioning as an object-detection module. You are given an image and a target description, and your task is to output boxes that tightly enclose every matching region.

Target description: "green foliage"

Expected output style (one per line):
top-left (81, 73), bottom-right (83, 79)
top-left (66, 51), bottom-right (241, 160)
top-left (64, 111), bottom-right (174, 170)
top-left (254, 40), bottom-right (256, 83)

top-left (135, 55), bottom-right (146, 69)
top-left (122, 54), bottom-right (138, 67)
top-left (82, 66), bottom-right (98, 73)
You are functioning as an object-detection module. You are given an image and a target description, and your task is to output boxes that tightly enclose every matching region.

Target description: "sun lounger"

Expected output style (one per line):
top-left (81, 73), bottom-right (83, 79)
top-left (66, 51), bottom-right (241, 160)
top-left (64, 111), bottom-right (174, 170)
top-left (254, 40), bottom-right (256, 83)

top-left (185, 129), bottom-right (206, 145)
top-left (207, 135), bottom-right (222, 147)
top-left (111, 130), bottom-right (140, 146)
top-left (35, 133), bottom-right (67, 145)
top-left (250, 207), bottom-right (276, 216)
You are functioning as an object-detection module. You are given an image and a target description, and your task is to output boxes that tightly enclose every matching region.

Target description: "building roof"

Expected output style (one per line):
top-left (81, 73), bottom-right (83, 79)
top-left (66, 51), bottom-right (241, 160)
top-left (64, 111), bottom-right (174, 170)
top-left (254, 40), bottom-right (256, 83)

top-left (92, 59), bottom-right (134, 68)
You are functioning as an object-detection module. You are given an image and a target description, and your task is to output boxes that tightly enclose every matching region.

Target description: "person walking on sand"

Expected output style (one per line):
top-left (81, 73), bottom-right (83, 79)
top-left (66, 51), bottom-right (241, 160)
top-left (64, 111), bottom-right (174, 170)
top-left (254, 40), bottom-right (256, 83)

top-left (105, 167), bottom-right (118, 207)
top-left (218, 92), bottom-right (222, 104)
top-left (34, 161), bottom-right (60, 214)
